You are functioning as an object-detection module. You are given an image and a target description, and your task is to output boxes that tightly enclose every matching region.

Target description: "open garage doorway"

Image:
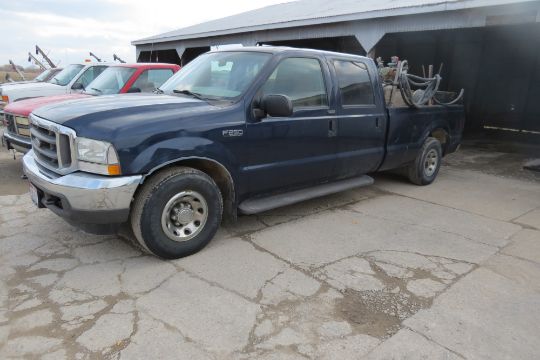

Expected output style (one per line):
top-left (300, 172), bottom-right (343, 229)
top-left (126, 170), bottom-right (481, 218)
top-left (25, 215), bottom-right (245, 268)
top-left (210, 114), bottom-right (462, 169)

top-left (137, 49), bottom-right (181, 64)
top-left (375, 23), bottom-right (540, 140)
top-left (259, 36), bottom-right (365, 55)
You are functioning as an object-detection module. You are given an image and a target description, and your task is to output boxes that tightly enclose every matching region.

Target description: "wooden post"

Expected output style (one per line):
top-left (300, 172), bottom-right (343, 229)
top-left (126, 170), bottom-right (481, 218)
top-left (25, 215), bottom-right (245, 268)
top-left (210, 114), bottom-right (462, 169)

top-left (428, 65), bottom-right (434, 105)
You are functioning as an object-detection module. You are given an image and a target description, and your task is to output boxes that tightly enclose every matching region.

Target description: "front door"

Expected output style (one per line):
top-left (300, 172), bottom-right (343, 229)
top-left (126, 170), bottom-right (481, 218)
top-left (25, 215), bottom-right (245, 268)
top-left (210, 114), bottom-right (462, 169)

top-left (242, 56), bottom-right (338, 195)
top-left (331, 59), bottom-right (387, 177)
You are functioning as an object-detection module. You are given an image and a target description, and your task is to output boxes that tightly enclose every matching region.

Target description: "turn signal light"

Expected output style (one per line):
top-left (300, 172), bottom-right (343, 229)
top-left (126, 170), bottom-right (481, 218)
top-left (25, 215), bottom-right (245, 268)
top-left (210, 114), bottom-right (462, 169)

top-left (107, 164), bottom-right (122, 175)
top-left (1, 95), bottom-right (8, 102)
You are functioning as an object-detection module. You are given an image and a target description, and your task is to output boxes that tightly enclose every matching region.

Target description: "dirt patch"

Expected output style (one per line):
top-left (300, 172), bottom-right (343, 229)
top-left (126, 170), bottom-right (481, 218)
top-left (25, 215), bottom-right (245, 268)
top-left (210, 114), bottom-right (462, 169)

top-left (334, 260), bottom-right (435, 339)
top-left (336, 287), bottom-right (429, 339)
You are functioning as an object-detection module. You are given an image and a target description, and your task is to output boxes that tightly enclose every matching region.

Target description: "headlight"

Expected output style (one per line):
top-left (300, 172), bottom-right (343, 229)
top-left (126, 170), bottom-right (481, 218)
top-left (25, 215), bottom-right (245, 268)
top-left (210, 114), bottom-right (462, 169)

top-left (76, 137), bottom-right (121, 175)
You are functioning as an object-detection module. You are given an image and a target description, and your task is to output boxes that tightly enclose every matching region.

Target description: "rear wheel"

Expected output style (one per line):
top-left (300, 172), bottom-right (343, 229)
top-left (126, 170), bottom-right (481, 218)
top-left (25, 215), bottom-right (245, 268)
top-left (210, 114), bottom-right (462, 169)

top-left (130, 167), bottom-right (223, 259)
top-left (407, 137), bottom-right (442, 185)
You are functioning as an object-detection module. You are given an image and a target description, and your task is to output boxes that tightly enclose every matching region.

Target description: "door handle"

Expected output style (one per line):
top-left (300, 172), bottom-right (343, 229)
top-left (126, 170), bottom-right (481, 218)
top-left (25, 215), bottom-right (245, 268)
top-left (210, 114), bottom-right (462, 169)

top-left (328, 119), bottom-right (337, 137)
top-left (375, 117), bottom-right (380, 128)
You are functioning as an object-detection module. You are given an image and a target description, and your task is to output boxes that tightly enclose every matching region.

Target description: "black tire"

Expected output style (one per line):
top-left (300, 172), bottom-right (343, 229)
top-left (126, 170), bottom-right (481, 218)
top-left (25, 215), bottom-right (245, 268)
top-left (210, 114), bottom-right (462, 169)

top-left (407, 137), bottom-right (442, 186)
top-left (130, 166), bottom-right (223, 259)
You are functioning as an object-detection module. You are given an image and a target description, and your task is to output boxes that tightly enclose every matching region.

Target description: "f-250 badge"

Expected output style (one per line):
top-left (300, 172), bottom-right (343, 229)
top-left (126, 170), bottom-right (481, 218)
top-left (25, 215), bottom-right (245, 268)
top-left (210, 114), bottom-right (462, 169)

top-left (222, 129), bottom-right (244, 137)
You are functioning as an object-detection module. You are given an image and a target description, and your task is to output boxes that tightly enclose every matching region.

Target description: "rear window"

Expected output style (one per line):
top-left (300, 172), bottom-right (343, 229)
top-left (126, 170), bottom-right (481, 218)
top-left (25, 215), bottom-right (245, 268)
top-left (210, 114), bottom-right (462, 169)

top-left (334, 60), bottom-right (374, 106)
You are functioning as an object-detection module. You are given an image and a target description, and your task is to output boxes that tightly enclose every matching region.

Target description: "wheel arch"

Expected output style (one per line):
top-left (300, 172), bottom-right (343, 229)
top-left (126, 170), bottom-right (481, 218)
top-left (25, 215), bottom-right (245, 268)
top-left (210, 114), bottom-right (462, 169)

top-left (429, 127), bottom-right (449, 155)
top-left (142, 157), bottom-right (237, 222)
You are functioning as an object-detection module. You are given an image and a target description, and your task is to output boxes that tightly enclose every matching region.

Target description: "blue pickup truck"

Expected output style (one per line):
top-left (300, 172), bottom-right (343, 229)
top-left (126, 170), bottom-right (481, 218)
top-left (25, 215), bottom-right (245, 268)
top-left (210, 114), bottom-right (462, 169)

top-left (23, 47), bottom-right (464, 259)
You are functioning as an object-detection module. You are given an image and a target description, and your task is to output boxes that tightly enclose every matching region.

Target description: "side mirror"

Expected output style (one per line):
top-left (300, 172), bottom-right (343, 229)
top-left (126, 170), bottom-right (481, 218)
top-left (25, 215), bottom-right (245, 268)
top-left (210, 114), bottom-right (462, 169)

top-left (71, 82), bottom-right (84, 90)
top-left (261, 94), bottom-right (293, 118)
top-left (127, 87), bottom-right (141, 93)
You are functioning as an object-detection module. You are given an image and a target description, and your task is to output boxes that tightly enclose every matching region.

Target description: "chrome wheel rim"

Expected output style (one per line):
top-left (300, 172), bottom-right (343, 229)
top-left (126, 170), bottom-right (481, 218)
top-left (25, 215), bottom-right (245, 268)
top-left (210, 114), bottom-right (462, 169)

top-left (161, 190), bottom-right (208, 242)
top-left (424, 149), bottom-right (439, 177)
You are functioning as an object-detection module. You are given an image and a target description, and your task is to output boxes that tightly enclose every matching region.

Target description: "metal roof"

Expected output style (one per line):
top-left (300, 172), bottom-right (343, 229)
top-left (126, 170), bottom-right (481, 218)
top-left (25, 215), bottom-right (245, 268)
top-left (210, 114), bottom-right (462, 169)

top-left (132, 0), bottom-right (536, 45)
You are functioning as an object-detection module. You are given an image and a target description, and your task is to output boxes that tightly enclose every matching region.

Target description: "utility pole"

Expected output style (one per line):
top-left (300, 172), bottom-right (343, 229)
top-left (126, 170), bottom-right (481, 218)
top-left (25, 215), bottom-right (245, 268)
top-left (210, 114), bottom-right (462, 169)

top-left (113, 54), bottom-right (126, 63)
top-left (89, 52), bottom-right (102, 62)
top-left (35, 45), bottom-right (56, 68)
top-left (28, 52), bottom-right (47, 70)
top-left (9, 60), bottom-right (26, 81)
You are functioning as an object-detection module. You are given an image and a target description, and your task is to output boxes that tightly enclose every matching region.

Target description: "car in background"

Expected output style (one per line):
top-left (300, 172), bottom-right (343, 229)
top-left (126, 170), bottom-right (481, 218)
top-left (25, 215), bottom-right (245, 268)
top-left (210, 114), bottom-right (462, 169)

top-left (0, 63), bottom-right (109, 112)
top-left (1, 67), bottom-right (63, 87)
top-left (3, 63), bottom-right (180, 153)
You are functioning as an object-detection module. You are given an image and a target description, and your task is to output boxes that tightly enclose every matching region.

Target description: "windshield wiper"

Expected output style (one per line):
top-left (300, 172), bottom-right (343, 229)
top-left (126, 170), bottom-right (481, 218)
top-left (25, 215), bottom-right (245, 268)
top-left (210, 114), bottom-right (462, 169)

top-left (173, 89), bottom-right (205, 100)
top-left (154, 88), bottom-right (164, 94)
top-left (90, 87), bottom-right (102, 93)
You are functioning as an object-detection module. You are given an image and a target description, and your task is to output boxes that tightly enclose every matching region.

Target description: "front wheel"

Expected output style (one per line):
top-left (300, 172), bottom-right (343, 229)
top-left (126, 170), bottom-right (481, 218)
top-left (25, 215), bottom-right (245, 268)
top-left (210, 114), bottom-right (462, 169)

top-left (130, 167), bottom-right (223, 259)
top-left (407, 137), bottom-right (442, 185)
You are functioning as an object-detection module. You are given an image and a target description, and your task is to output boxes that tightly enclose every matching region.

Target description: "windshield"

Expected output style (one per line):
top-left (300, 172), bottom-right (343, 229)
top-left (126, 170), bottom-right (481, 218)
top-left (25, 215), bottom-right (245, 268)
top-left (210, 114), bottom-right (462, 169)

top-left (48, 64), bottom-right (84, 86)
top-left (84, 67), bottom-right (136, 95)
top-left (34, 69), bottom-right (52, 82)
top-left (160, 51), bottom-right (271, 100)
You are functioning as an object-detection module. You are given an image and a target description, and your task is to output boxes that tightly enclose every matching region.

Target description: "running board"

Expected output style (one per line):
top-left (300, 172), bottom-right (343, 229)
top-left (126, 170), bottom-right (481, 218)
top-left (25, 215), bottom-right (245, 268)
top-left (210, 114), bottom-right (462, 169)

top-left (239, 175), bottom-right (374, 215)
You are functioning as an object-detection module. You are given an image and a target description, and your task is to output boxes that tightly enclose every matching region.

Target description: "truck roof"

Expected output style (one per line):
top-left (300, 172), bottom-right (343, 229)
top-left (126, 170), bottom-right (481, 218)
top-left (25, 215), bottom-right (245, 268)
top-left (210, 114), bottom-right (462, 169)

top-left (67, 62), bottom-right (179, 69)
top-left (113, 63), bottom-right (180, 69)
top-left (209, 46), bottom-right (371, 61)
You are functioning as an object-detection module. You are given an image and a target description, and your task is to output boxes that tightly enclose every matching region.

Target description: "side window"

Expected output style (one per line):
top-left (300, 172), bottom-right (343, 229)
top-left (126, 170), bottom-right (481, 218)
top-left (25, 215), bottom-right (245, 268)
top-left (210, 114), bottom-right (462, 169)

top-left (134, 69), bottom-right (174, 92)
top-left (262, 57), bottom-right (328, 108)
top-left (75, 66), bottom-right (107, 88)
top-left (333, 60), bottom-right (375, 106)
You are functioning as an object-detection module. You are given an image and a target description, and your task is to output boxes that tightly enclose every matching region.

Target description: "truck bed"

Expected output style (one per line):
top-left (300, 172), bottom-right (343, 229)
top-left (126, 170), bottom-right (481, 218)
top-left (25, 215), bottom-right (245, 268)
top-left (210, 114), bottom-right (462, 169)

top-left (379, 104), bottom-right (465, 171)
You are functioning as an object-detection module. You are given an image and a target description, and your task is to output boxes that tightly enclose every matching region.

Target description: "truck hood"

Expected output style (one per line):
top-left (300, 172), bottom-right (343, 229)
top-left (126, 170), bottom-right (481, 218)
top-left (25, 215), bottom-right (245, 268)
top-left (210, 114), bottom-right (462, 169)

top-left (33, 93), bottom-right (217, 137)
top-left (2, 82), bottom-right (65, 99)
top-left (0, 80), bottom-right (35, 89)
top-left (4, 94), bottom-right (91, 117)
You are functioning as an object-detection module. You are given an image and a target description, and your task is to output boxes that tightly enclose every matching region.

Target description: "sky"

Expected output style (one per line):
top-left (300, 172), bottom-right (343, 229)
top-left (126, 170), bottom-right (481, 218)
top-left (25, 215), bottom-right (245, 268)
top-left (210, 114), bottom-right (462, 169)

top-left (0, 0), bottom-right (289, 68)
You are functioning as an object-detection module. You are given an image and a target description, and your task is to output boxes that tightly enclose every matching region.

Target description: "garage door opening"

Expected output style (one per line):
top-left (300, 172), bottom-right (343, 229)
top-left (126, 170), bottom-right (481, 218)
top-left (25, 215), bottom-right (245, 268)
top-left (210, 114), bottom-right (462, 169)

top-left (375, 23), bottom-right (540, 139)
top-left (137, 49), bottom-right (181, 64)
top-left (259, 36), bottom-right (365, 55)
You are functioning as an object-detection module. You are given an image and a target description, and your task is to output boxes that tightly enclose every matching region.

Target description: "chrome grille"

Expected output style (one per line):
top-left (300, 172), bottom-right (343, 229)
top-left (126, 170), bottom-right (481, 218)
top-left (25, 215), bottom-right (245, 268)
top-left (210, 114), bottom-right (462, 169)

top-left (31, 125), bottom-right (59, 167)
top-left (29, 114), bottom-right (77, 175)
top-left (14, 116), bottom-right (31, 137)
top-left (5, 113), bottom-right (16, 134)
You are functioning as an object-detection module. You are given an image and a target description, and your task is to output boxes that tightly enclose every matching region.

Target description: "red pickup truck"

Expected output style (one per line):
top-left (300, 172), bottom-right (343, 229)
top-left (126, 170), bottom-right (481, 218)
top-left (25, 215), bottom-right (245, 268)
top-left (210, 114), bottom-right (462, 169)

top-left (3, 63), bottom-right (180, 153)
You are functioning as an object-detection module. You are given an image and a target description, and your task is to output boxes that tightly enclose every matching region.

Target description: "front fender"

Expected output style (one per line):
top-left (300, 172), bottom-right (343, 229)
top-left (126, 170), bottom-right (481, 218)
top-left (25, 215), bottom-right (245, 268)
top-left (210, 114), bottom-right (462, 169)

top-left (121, 136), bottom-right (238, 178)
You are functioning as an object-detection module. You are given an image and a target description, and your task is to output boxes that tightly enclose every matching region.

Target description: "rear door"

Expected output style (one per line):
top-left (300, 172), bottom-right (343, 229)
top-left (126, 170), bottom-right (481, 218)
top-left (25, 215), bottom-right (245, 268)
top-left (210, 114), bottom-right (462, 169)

top-left (330, 58), bottom-right (387, 177)
top-left (243, 55), bottom-right (338, 195)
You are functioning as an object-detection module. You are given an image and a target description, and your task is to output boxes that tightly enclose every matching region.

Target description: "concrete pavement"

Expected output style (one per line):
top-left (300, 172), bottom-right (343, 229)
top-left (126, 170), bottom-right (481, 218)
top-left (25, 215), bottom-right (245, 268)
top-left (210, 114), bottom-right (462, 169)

top-left (0, 148), bottom-right (539, 359)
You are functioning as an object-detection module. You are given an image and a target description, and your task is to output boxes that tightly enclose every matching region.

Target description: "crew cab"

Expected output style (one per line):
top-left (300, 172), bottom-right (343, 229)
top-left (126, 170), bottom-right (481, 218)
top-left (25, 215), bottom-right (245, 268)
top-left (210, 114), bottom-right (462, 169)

top-left (0, 63), bottom-right (109, 112)
top-left (2, 63), bottom-right (180, 153)
top-left (23, 47), bottom-right (464, 259)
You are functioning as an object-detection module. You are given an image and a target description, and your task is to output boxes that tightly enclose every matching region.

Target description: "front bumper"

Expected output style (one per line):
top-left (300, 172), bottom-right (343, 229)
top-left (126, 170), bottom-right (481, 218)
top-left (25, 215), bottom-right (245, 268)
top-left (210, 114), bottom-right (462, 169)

top-left (23, 151), bottom-right (142, 231)
top-left (3, 131), bottom-right (31, 153)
